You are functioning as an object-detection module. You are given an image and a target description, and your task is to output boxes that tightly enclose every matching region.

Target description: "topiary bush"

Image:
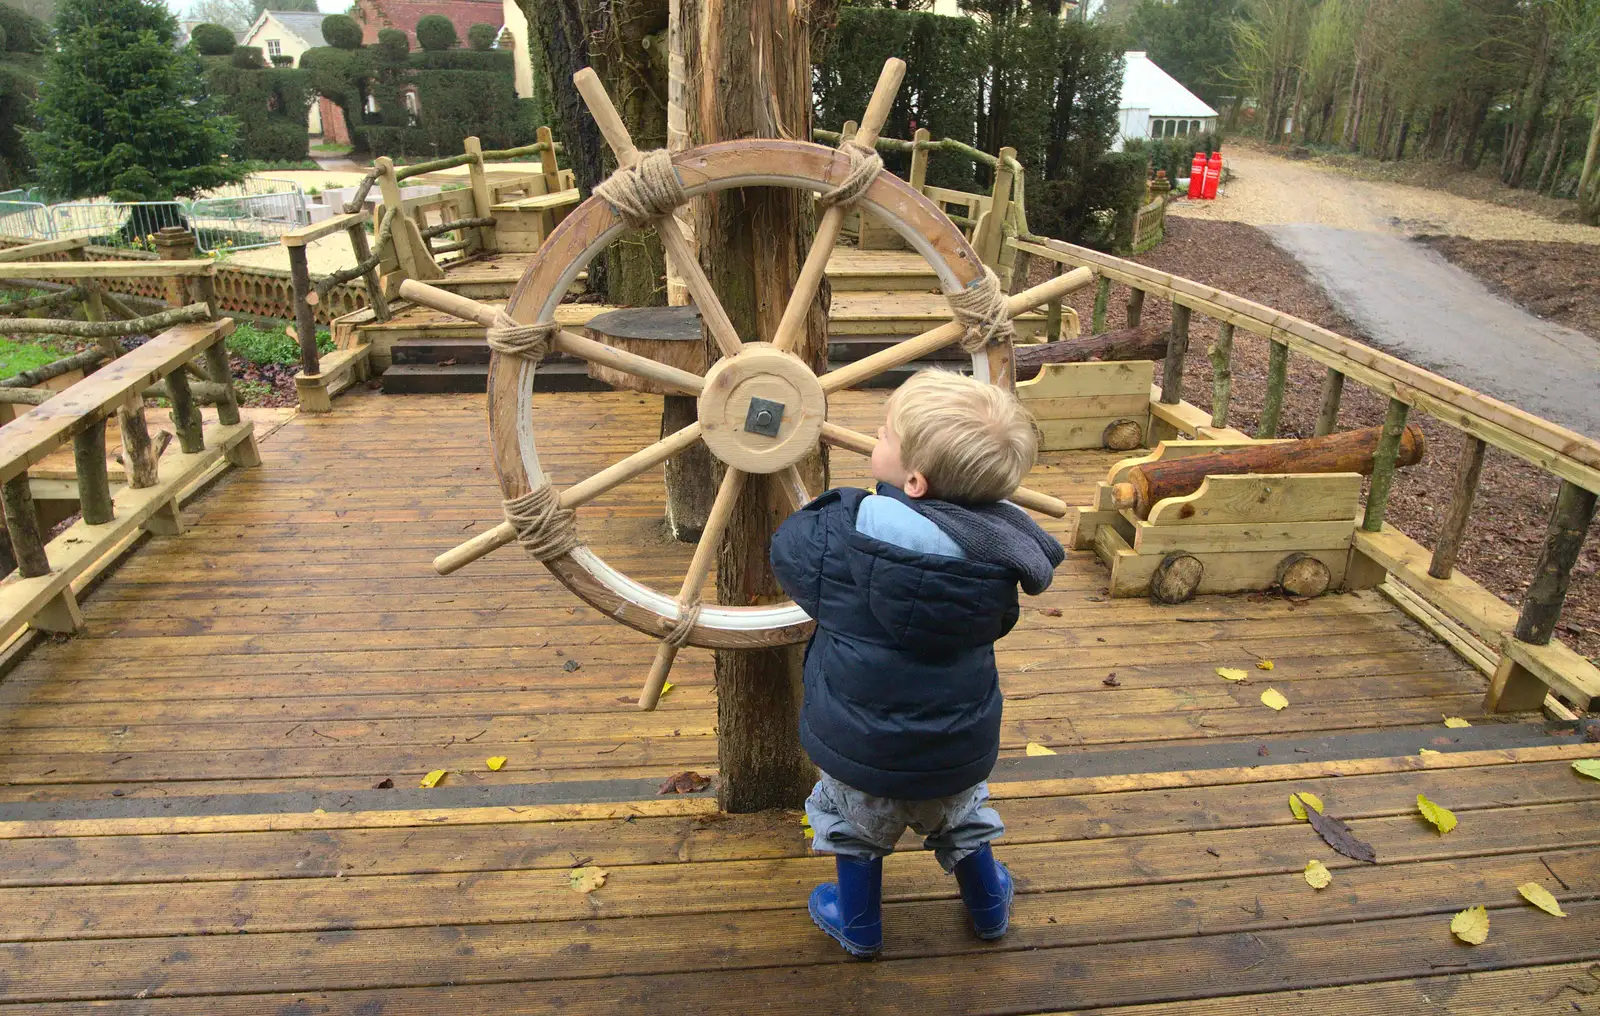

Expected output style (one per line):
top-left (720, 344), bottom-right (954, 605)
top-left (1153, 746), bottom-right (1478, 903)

top-left (467, 23), bottom-right (497, 51)
top-left (270, 53), bottom-right (293, 67)
top-left (414, 14), bottom-right (456, 52)
top-left (377, 27), bottom-right (409, 61)
top-left (190, 22), bottom-right (236, 56)
top-left (231, 45), bottom-right (263, 69)
top-left (320, 13), bottom-right (362, 50)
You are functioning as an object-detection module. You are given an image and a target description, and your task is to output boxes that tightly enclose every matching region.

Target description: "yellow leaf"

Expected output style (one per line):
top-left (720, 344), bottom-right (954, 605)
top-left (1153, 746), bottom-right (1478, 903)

top-left (1260, 688), bottom-right (1289, 711)
top-left (1026, 742), bottom-right (1058, 756)
top-left (801, 815), bottom-right (815, 839)
top-left (1256, 660), bottom-right (1275, 671)
top-left (1419, 748), bottom-right (1442, 755)
top-left (1304, 859), bottom-right (1332, 889)
top-left (569, 866), bottom-right (607, 893)
top-left (661, 681), bottom-right (675, 697)
top-left (1216, 667), bottom-right (1249, 682)
top-left (1450, 905), bottom-right (1489, 945)
top-left (419, 769), bottom-right (446, 788)
top-left (1517, 881), bottom-right (1568, 917)
top-left (1289, 792), bottom-right (1325, 821)
top-left (312, 808), bottom-right (326, 815)
top-left (1416, 793), bottom-right (1458, 834)
top-left (485, 756), bottom-right (507, 771)
top-left (1573, 759), bottom-right (1600, 780)
top-left (1443, 716), bottom-right (1472, 728)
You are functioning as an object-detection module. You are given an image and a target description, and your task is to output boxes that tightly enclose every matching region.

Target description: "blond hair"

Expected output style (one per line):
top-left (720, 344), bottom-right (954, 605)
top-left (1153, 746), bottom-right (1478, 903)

top-left (886, 369), bottom-right (1039, 504)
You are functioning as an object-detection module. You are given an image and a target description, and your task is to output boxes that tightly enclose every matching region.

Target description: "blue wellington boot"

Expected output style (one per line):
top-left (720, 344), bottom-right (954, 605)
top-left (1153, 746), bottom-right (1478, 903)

top-left (808, 854), bottom-right (883, 958)
top-left (953, 844), bottom-right (1013, 940)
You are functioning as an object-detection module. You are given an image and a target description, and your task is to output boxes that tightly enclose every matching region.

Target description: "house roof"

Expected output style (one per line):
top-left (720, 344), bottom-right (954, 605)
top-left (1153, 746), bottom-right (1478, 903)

top-left (1119, 52), bottom-right (1218, 119)
top-left (249, 10), bottom-right (331, 47)
top-left (355, 0), bottom-right (506, 45)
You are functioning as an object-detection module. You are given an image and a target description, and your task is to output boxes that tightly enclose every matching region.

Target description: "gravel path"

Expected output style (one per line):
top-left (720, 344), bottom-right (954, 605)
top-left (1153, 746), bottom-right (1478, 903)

top-left (1170, 148), bottom-right (1600, 244)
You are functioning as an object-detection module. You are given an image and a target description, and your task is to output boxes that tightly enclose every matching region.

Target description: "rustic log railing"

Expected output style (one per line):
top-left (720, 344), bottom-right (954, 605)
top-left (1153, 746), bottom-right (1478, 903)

top-left (1013, 232), bottom-right (1600, 718)
top-left (0, 240), bottom-right (259, 644)
top-left (280, 130), bottom-right (575, 412)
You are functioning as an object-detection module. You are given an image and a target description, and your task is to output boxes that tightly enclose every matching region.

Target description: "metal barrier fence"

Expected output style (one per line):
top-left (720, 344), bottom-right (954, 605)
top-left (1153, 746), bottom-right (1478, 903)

top-left (0, 179), bottom-right (308, 255)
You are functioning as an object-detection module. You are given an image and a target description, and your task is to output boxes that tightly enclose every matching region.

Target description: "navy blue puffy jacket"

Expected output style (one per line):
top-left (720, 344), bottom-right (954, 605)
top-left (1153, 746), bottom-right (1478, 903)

top-left (769, 485), bottom-right (1021, 800)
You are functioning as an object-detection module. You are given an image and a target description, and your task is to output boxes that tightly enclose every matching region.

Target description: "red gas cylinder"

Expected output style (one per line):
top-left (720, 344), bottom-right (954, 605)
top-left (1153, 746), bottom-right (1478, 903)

top-left (1187, 152), bottom-right (1205, 198)
top-left (1202, 151), bottom-right (1223, 199)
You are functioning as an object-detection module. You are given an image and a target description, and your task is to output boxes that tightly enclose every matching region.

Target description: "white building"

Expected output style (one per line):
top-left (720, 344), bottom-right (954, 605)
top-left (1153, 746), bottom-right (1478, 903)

top-left (240, 10), bottom-right (334, 134)
top-left (1114, 51), bottom-right (1218, 150)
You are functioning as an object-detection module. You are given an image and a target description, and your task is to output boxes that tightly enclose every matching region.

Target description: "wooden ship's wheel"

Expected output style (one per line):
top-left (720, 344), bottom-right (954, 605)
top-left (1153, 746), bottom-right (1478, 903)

top-left (402, 60), bottom-right (1082, 709)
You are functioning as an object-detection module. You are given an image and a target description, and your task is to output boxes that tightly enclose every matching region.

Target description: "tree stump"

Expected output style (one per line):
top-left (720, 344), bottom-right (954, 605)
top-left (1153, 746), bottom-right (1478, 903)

top-left (584, 306), bottom-right (716, 542)
top-left (1276, 552), bottom-right (1332, 598)
top-left (1150, 552), bottom-right (1203, 604)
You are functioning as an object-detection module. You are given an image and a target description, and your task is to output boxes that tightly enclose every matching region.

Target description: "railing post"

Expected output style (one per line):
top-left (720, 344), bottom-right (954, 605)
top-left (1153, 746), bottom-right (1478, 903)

top-left (1514, 481), bottom-right (1597, 645)
top-left (537, 126), bottom-right (561, 196)
top-left (152, 227), bottom-right (196, 308)
top-left (1126, 287), bottom-right (1145, 329)
top-left (1256, 340), bottom-right (1289, 438)
top-left (1045, 263), bottom-right (1064, 343)
top-left (1314, 368), bottom-right (1345, 436)
top-left (1428, 437), bottom-right (1486, 580)
top-left (118, 393), bottom-right (160, 490)
top-left (1361, 398), bottom-right (1410, 532)
top-left (72, 419), bottom-right (114, 525)
top-left (974, 146), bottom-right (1015, 270)
top-left (287, 243), bottom-right (321, 376)
top-left (908, 128), bottom-right (931, 193)
top-left (345, 223), bottom-right (391, 322)
top-left (165, 368), bottom-right (204, 454)
top-left (0, 471), bottom-right (81, 631)
top-left (463, 136), bottom-right (497, 254)
top-left (1091, 275), bottom-right (1111, 334)
top-left (1159, 303), bottom-right (1189, 405)
top-left (202, 341), bottom-right (240, 428)
top-left (1207, 322), bottom-right (1233, 427)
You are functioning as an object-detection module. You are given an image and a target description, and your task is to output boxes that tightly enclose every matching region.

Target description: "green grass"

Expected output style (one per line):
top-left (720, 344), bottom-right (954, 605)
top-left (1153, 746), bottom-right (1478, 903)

top-left (233, 379), bottom-right (275, 404)
top-left (0, 337), bottom-right (72, 380)
top-left (226, 322), bottom-right (334, 367)
top-left (311, 143), bottom-right (354, 155)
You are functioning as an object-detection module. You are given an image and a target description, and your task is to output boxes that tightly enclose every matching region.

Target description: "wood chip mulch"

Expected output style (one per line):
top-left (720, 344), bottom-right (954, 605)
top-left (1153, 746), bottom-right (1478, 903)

top-left (1414, 235), bottom-right (1600, 344)
top-left (1031, 217), bottom-right (1599, 665)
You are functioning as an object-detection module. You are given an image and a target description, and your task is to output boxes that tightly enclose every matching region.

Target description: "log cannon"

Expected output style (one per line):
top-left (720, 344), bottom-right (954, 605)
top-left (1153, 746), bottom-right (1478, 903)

top-left (1111, 423), bottom-right (1426, 518)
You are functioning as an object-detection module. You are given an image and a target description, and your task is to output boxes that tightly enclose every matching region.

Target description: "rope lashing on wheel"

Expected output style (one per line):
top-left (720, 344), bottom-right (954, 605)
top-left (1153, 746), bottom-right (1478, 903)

top-left (947, 267), bottom-right (1015, 354)
top-left (816, 140), bottom-right (884, 209)
top-left (486, 310), bottom-right (559, 361)
top-left (662, 599), bottom-right (703, 648)
top-left (592, 149), bottom-right (687, 229)
top-left (502, 485), bottom-right (581, 561)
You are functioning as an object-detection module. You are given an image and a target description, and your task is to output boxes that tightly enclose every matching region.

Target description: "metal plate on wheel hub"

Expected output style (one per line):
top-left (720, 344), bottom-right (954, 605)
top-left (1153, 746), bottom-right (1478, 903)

top-left (744, 397), bottom-right (786, 438)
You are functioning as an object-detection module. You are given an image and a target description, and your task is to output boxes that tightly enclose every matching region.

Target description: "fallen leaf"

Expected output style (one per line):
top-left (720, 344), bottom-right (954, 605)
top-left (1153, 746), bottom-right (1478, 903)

top-left (1289, 792), bottom-right (1325, 821)
top-left (1416, 793), bottom-right (1458, 834)
top-left (1443, 716), bottom-right (1472, 728)
top-left (1038, 607), bottom-right (1063, 617)
top-left (312, 808), bottom-right (326, 815)
top-left (1303, 804), bottom-right (1377, 863)
top-left (570, 866), bottom-right (607, 893)
top-left (486, 756), bottom-right (507, 771)
top-left (1102, 674), bottom-right (1121, 687)
top-left (1257, 745), bottom-right (1270, 756)
top-left (1026, 742), bottom-right (1058, 756)
top-left (661, 681), bottom-right (675, 697)
top-left (801, 815), bottom-right (815, 839)
top-left (1304, 859), bottom-right (1331, 889)
top-left (1419, 748), bottom-right (1441, 756)
top-left (373, 778), bottom-right (394, 789)
top-left (1450, 905), bottom-right (1489, 945)
top-left (563, 659), bottom-right (581, 672)
top-left (659, 770), bottom-right (712, 794)
top-left (1572, 759), bottom-right (1600, 780)
top-left (1257, 660), bottom-right (1275, 671)
top-left (1260, 688), bottom-right (1289, 711)
top-left (419, 769), bottom-right (446, 788)
top-left (1517, 881), bottom-right (1568, 917)
top-left (1216, 667), bottom-right (1248, 682)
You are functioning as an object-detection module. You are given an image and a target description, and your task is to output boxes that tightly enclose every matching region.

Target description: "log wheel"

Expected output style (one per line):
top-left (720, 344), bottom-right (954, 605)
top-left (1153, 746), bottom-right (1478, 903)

top-left (403, 61), bottom-right (1082, 709)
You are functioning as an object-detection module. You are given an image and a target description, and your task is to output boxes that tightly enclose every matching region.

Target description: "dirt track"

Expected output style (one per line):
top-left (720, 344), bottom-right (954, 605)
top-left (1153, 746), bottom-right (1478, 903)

top-left (1170, 148), bottom-right (1600, 244)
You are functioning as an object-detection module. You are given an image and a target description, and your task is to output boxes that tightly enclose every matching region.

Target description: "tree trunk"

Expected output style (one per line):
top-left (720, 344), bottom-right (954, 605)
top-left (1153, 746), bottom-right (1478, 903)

top-left (1582, 86), bottom-right (1600, 225)
top-left (684, 0), bottom-right (835, 812)
top-left (1503, 15), bottom-right (1553, 189)
top-left (1460, 96), bottom-right (1490, 169)
top-left (1535, 91), bottom-right (1573, 196)
top-left (521, 0), bottom-right (611, 297)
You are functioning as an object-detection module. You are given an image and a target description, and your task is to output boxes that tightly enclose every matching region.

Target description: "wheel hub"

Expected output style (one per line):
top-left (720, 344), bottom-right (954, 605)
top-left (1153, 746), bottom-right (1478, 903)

top-left (698, 343), bottom-right (826, 474)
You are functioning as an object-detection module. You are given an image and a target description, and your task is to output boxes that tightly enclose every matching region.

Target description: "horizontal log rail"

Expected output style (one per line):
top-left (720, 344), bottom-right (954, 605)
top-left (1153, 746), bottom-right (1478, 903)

top-left (1010, 233), bottom-right (1600, 716)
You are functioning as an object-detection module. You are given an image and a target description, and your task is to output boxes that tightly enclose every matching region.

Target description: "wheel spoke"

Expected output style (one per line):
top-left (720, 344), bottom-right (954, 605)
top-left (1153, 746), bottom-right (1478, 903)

top-left (553, 329), bottom-right (703, 395)
top-left (819, 422), bottom-right (1067, 517)
top-left (657, 221), bottom-right (744, 360)
top-left (819, 265), bottom-right (1097, 394)
top-left (772, 210), bottom-right (844, 356)
top-left (777, 465), bottom-right (810, 512)
top-left (432, 425), bottom-right (705, 575)
top-left (638, 466), bottom-right (747, 709)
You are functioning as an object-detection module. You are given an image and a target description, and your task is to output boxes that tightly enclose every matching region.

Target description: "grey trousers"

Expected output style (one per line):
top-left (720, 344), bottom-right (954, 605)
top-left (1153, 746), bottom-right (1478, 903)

top-left (804, 772), bottom-right (1005, 871)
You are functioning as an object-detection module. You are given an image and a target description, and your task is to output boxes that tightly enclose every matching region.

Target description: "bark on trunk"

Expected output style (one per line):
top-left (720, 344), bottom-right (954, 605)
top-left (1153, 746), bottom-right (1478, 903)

top-left (1014, 326), bottom-right (1167, 380)
top-left (1503, 15), bottom-right (1553, 189)
top-left (684, 0), bottom-right (835, 812)
top-left (1578, 86), bottom-right (1600, 226)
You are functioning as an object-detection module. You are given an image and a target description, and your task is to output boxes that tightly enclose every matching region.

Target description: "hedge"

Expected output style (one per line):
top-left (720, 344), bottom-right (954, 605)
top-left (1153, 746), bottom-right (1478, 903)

top-left (415, 14), bottom-right (456, 52)
top-left (1123, 131), bottom-right (1225, 184)
top-left (203, 56), bottom-right (313, 163)
top-left (190, 22), bottom-right (236, 56)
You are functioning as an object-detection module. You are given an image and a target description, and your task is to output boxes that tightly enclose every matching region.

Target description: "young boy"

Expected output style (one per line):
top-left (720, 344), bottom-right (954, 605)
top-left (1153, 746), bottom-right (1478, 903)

top-left (769, 369), bottom-right (1064, 959)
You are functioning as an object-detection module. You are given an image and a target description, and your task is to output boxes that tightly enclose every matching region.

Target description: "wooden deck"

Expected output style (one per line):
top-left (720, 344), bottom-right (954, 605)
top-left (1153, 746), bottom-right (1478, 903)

top-left (3, 388), bottom-right (1598, 1013)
